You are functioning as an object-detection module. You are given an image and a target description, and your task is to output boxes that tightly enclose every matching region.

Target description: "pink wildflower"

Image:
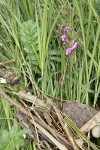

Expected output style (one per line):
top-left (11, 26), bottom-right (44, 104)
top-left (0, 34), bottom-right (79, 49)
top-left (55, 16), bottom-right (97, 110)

top-left (64, 26), bottom-right (71, 32)
top-left (57, 25), bottom-right (71, 33)
top-left (60, 24), bottom-right (64, 29)
top-left (60, 34), bottom-right (67, 44)
top-left (66, 40), bottom-right (77, 55)
top-left (56, 24), bottom-right (64, 32)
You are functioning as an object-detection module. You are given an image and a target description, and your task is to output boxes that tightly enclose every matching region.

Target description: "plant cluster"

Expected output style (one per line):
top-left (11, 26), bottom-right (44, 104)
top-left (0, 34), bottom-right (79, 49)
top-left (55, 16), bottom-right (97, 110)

top-left (57, 24), bottom-right (77, 55)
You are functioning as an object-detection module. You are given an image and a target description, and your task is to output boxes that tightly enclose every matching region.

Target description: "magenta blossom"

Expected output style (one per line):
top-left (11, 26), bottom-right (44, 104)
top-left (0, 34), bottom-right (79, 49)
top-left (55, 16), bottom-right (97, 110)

top-left (57, 25), bottom-right (71, 33)
top-left (59, 24), bottom-right (64, 29)
top-left (64, 26), bottom-right (71, 32)
top-left (66, 40), bottom-right (77, 55)
top-left (60, 34), bottom-right (67, 44)
top-left (56, 24), bottom-right (64, 32)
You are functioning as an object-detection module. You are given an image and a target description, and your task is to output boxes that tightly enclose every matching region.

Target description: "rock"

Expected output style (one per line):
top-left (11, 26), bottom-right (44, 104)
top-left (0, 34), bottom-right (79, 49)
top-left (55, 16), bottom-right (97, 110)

top-left (91, 123), bottom-right (100, 138)
top-left (62, 101), bottom-right (97, 128)
top-left (0, 70), bottom-right (19, 85)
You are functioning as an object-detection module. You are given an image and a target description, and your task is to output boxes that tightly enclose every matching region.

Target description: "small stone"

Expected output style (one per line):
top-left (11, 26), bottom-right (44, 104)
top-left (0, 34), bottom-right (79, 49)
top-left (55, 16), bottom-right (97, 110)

top-left (0, 70), bottom-right (19, 84)
top-left (91, 124), bottom-right (100, 138)
top-left (62, 101), bottom-right (97, 128)
top-left (0, 78), bottom-right (7, 83)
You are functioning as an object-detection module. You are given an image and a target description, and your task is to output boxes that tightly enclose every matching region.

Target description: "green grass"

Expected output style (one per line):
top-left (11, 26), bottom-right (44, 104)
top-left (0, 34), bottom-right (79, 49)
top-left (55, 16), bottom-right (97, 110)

top-left (0, 0), bottom-right (100, 149)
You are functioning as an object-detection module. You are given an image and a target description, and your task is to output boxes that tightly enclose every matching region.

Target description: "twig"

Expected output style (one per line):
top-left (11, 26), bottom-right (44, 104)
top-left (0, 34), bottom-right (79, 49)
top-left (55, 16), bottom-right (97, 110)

top-left (0, 59), bottom-right (15, 66)
top-left (64, 123), bottom-right (80, 150)
top-left (60, 59), bottom-right (68, 86)
top-left (54, 130), bottom-right (73, 150)
top-left (16, 91), bottom-right (47, 108)
top-left (0, 90), bottom-right (69, 150)
top-left (42, 140), bottom-right (52, 150)
top-left (80, 111), bottom-right (100, 133)
top-left (0, 90), bottom-right (30, 117)
top-left (30, 119), bottom-right (68, 150)
top-left (53, 105), bottom-right (80, 150)
top-left (15, 91), bottom-right (72, 149)
top-left (29, 110), bottom-right (41, 150)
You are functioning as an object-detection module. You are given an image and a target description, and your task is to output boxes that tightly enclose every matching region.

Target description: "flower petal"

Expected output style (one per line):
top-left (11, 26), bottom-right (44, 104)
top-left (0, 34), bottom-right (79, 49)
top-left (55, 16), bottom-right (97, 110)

top-left (70, 40), bottom-right (75, 46)
top-left (60, 34), bottom-right (67, 42)
top-left (64, 26), bottom-right (71, 32)
top-left (66, 48), bottom-right (72, 55)
top-left (71, 42), bottom-right (77, 50)
top-left (66, 40), bottom-right (77, 55)
top-left (56, 24), bottom-right (64, 32)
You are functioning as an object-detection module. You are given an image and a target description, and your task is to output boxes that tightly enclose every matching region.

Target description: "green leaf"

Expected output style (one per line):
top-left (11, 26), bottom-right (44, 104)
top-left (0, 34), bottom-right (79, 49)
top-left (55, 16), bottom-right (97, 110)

top-left (20, 20), bottom-right (38, 47)
top-left (0, 126), bottom-right (27, 150)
